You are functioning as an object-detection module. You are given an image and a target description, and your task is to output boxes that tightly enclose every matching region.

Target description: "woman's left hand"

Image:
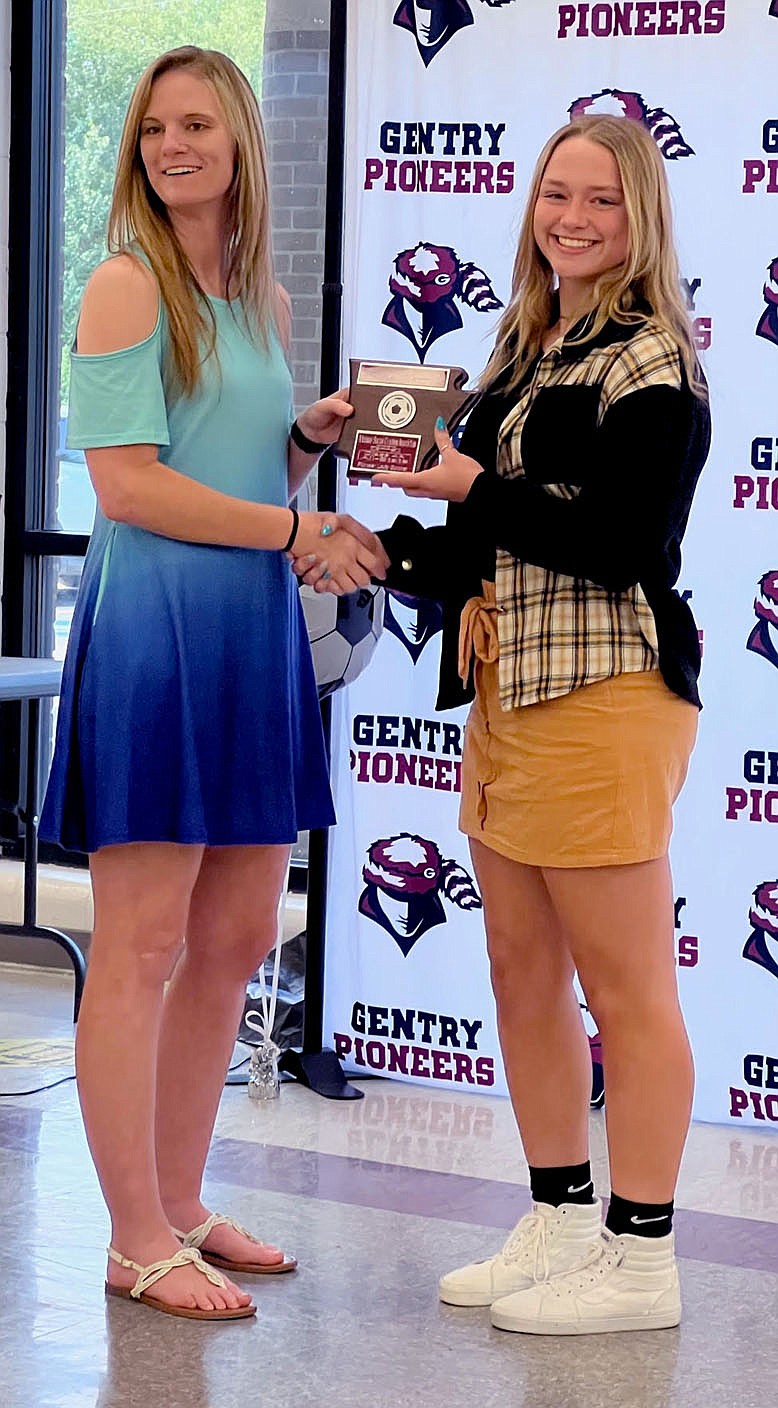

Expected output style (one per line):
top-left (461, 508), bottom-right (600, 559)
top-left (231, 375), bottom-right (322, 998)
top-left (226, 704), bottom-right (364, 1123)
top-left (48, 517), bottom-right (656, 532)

top-left (372, 420), bottom-right (483, 501)
top-left (295, 388), bottom-right (354, 447)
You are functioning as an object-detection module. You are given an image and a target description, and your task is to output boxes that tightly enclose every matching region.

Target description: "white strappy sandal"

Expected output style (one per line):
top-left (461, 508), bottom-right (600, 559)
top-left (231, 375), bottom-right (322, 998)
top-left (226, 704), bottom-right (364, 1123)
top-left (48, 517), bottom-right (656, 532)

top-left (172, 1212), bottom-right (297, 1275)
top-left (105, 1244), bottom-right (256, 1319)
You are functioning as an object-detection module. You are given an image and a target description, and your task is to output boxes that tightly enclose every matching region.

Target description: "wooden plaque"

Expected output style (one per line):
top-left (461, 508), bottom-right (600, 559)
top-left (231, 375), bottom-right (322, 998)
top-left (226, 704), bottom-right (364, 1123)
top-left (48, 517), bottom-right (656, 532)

top-left (334, 359), bottom-right (474, 478)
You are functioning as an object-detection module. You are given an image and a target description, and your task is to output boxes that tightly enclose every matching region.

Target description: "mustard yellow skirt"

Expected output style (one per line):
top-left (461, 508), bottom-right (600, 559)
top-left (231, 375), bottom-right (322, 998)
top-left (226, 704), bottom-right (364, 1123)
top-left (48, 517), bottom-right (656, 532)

top-left (458, 589), bottom-right (698, 868)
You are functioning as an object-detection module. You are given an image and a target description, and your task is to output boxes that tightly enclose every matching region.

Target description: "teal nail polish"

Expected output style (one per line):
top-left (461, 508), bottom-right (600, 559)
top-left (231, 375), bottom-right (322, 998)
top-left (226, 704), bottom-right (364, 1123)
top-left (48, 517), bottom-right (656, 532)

top-left (436, 416), bottom-right (446, 431)
top-left (320, 523), bottom-right (333, 537)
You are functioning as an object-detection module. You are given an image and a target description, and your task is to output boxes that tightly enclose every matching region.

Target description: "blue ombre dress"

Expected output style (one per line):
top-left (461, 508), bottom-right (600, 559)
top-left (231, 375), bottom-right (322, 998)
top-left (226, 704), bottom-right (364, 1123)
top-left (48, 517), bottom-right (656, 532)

top-left (40, 292), bottom-right (335, 852)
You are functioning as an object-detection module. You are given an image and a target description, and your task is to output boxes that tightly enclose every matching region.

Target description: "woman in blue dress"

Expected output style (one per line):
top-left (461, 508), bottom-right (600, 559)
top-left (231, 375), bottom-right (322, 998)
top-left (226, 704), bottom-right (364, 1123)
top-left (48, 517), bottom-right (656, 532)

top-left (40, 45), bottom-right (386, 1321)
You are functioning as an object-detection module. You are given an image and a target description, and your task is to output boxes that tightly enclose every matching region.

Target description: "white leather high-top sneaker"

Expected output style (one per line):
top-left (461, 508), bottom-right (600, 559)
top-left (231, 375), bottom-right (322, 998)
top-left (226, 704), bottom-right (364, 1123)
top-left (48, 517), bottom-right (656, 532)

top-left (438, 1200), bottom-right (602, 1307)
top-left (490, 1227), bottom-right (681, 1334)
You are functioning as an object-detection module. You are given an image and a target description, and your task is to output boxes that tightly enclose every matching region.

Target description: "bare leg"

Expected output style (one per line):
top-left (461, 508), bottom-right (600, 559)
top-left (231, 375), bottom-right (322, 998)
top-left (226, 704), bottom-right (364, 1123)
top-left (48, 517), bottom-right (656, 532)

top-left (81, 843), bottom-right (251, 1312)
top-left (469, 839), bottom-right (592, 1169)
top-left (543, 855), bottom-right (693, 1202)
top-left (157, 844), bottom-right (291, 1266)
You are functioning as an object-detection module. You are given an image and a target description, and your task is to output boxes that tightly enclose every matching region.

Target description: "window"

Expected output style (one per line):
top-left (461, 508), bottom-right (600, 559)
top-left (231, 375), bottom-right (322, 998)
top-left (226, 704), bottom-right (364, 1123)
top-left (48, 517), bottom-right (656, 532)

top-left (55, 0), bottom-right (269, 544)
top-left (2, 0), bottom-right (330, 880)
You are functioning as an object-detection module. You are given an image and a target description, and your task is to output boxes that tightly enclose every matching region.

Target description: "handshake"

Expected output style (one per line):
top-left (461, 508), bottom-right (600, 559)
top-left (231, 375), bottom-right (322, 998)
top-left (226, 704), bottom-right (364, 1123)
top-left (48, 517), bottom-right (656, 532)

top-left (287, 512), bottom-right (390, 595)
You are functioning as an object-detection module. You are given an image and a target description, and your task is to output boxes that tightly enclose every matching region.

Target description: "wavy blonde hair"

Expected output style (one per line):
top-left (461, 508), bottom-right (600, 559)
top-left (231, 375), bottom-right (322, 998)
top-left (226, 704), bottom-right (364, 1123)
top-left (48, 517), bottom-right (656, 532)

top-left (108, 46), bottom-right (275, 396)
top-left (483, 114), bottom-right (705, 397)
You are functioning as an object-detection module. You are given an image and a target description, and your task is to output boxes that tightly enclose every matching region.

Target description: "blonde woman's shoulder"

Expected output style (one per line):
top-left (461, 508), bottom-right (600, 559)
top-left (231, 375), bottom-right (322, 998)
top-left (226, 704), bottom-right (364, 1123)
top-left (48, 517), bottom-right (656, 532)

top-left (600, 319), bottom-right (682, 410)
top-left (77, 254), bottom-right (159, 356)
top-left (629, 317), bottom-right (682, 361)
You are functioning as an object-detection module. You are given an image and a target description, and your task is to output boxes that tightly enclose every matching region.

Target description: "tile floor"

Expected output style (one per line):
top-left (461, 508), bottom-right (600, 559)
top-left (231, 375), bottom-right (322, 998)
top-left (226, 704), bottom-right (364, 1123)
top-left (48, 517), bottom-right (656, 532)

top-left (1, 964), bottom-right (777, 1408)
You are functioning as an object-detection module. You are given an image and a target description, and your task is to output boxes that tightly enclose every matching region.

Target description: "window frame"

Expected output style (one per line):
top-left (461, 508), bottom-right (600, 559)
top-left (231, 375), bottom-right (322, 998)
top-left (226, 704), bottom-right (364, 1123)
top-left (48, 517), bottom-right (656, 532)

top-left (1, 1), bottom-right (86, 858)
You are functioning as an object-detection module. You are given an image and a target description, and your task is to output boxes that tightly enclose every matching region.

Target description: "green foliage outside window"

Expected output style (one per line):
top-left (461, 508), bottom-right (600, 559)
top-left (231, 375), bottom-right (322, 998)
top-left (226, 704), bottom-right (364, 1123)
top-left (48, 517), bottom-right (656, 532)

top-left (62, 0), bottom-right (267, 402)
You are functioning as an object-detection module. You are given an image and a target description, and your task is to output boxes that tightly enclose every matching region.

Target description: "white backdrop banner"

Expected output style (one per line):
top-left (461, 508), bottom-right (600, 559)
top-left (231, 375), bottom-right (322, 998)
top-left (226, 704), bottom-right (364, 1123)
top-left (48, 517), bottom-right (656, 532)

top-left (322, 0), bottom-right (778, 1128)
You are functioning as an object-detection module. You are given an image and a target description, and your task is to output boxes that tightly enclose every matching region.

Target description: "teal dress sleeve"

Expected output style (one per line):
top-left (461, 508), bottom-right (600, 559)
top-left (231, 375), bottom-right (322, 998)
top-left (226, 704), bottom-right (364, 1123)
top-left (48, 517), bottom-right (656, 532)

top-left (66, 311), bottom-right (170, 450)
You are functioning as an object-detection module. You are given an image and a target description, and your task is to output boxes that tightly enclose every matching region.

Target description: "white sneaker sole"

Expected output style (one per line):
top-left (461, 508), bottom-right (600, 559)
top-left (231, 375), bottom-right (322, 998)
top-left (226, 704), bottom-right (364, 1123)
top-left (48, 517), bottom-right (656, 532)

top-left (439, 1282), bottom-right (530, 1307)
top-left (439, 1289), bottom-right (496, 1307)
top-left (490, 1307), bottom-right (681, 1335)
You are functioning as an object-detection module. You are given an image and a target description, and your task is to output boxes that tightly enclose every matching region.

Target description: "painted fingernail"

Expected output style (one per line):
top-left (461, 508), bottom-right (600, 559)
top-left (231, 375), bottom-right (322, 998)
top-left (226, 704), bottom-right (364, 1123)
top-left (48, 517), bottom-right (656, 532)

top-left (321, 523), bottom-right (333, 537)
top-left (322, 569), bottom-right (331, 580)
top-left (436, 416), bottom-right (446, 431)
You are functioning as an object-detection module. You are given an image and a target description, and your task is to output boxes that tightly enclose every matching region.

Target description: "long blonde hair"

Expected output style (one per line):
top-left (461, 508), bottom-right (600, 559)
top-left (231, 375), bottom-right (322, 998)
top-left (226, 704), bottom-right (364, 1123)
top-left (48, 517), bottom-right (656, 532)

top-left (484, 115), bottom-right (704, 397)
top-left (108, 46), bottom-right (275, 396)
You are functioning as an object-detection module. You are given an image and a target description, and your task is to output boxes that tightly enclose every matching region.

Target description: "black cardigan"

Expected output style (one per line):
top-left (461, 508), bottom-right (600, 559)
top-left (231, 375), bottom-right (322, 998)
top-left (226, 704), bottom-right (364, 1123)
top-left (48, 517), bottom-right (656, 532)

top-left (377, 319), bottom-right (711, 712)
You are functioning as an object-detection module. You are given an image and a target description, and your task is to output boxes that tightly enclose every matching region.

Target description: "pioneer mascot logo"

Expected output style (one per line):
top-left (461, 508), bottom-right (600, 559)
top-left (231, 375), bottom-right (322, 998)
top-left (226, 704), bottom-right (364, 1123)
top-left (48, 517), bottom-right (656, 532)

top-left (744, 882), bottom-right (778, 982)
top-left (384, 591), bottom-right (444, 662)
top-left (757, 259), bottom-right (778, 346)
top-left (568, 90), bottom-right (694, 160)
top-left (393, 0), bottom-right (517, 66)
top-left (747, 571), bottom-right (778, 671)
top-left (383, 242), bottom-right (502, 363)
top-left (359, 832), bottom-right (481, 955)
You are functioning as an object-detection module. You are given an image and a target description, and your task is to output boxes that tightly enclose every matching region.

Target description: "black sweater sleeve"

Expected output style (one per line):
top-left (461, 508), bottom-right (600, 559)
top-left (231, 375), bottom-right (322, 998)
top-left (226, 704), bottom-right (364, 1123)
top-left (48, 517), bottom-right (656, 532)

top-left (374, 387), bottom-right (508, 602)
top-left (376, 516), bottom-right (456, 602)
top-left (462, 383), bottom-right (711, 592)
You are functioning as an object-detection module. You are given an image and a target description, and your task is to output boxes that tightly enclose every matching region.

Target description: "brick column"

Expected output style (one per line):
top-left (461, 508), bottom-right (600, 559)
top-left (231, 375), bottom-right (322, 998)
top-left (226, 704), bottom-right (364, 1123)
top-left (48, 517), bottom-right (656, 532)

top-left (263, 1), bottom-right (331, 423)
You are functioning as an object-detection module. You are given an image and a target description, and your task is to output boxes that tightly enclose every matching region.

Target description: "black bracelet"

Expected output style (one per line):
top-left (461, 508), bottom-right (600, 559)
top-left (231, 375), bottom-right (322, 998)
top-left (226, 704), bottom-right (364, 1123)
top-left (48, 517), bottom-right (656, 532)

top-left (282, 507), bottom-right (299, 553)
top-left (290, 418), bottom-right (330, 456)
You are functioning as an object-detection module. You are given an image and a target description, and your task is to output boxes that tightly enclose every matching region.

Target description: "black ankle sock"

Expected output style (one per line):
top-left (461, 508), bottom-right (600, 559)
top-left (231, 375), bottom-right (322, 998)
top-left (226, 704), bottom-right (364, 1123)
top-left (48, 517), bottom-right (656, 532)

top-left (529, 1161), bottom-right (596, 1208)
top-left (606, 1192), bottom-right (674, 1238)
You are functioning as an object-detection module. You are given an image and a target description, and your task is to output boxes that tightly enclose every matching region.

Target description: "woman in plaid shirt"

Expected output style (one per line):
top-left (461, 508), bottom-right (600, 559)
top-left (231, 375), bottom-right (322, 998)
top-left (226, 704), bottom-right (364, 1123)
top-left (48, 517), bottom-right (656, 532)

top-left (303, 114), bottom-right (710, 1335)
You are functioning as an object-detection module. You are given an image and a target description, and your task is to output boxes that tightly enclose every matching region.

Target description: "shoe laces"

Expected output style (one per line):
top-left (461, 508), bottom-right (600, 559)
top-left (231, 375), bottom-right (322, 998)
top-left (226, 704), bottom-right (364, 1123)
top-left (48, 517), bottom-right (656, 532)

top-left (546, 1234), bottom-right (622, 1297)
top-left (501, 1211), bottom-right (556, 1281)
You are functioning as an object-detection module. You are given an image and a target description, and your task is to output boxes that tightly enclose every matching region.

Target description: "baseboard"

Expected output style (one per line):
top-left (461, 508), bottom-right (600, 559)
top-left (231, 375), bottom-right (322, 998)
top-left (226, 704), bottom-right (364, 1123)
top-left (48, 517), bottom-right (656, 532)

top-left (0, 859), bottom-right (307, 971)
top-left (0, 858), bottom-right (93, 931)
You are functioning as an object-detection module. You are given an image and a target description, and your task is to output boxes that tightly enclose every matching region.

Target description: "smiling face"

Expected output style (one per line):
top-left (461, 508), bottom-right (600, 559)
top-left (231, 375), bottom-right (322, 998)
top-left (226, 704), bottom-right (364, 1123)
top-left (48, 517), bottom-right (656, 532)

top-left (139, 68), bottom-right (236, 216)
top-left (533, 135), bottom-right (630, 305)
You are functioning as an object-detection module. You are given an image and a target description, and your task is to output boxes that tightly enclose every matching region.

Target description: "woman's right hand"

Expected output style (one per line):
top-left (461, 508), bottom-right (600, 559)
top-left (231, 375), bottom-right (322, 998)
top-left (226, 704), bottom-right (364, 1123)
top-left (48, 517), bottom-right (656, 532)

top-left (291, 512), bottom-right (389, 594)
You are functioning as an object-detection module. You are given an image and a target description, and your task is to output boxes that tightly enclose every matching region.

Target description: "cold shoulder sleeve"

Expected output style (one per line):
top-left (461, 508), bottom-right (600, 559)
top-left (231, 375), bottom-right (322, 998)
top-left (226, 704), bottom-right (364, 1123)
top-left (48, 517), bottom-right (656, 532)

top-left (66, 310), bottom-right (170, 450)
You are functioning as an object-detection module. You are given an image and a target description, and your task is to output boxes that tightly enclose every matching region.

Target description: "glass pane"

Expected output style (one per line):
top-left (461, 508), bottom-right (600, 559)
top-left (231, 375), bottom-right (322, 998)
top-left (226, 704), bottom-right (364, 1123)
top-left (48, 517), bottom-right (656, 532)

top-left (54, 442), bottom-right (95, 535)
top-left (53, 556), bottom-right (84, 664)
top-left (53, 0), bottom-right (268, 531)
top-left (34, 556), bottom-right (85, 777)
